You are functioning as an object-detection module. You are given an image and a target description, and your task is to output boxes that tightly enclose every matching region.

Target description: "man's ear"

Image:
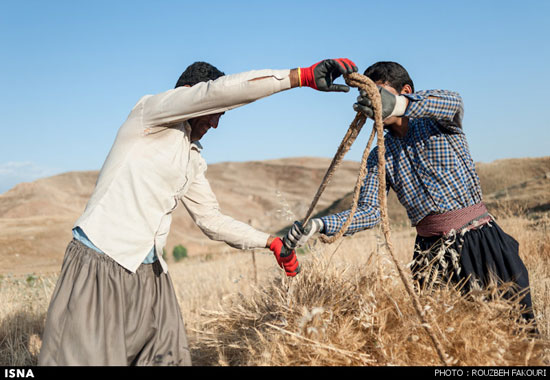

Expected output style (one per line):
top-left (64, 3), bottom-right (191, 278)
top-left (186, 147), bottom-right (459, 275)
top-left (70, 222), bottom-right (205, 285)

top-left (401, 84), bottom-right (413, 94)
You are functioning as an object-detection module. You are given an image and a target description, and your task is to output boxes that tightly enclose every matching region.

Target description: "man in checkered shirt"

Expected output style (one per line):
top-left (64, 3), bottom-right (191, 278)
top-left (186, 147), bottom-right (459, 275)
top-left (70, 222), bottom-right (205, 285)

top-left (286, 61), bottom-right (536, 327)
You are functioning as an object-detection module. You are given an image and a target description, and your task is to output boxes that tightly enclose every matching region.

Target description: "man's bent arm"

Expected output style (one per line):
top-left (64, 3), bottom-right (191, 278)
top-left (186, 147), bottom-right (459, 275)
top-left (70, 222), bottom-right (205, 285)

top-left (403, 90), bottom-right (464, 132)
top-left (142, 69), bottom-right (293, 128)
top-left (181, 170), bottom-right (273, 250)
top-left (321, 150), bottom-right (389, 236)
top-left (141, 58), bottom-right (357, 128)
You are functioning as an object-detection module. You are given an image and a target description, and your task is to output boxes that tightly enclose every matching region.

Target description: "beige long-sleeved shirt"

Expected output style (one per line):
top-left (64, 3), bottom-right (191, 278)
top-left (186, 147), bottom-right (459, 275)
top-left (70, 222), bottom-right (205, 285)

top-left (75, 69), bottom-right (292, 273)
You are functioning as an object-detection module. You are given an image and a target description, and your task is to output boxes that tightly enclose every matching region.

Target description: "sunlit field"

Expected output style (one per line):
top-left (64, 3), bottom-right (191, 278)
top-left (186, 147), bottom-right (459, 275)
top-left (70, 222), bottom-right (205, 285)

top-left (1, 215), bottom-right (549, 366)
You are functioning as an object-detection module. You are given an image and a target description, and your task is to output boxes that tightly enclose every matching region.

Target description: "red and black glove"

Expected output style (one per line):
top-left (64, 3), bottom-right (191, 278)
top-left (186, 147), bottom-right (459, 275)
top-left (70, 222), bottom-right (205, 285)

top-left (299, 58), bottom-right (358, 92)
top-left (270, 237), bottom-right (300, 277)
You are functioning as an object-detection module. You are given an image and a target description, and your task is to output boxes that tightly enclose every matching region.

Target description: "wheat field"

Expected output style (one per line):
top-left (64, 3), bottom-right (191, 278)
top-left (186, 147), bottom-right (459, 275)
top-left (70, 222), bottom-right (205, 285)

top-left (1, 214), bottom-right (549, 366)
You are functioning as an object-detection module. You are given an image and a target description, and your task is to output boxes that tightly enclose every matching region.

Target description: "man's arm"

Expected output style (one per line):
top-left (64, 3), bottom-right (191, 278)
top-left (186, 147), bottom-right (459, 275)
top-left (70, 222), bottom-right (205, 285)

top-left (180, 169), bottom-right (272, 250)
top-left (321, 149), bottom-right (387, 236)
top-left (403, 90), bottom-right (464, 133)
top-left (181, 170), bottom-right (299, 276)
top-left (251, 69), bottom-right (299, 89)
top-left (354, 88), bottom-right (463, 133)
top-left (286, 149), bottom-right (388, 246)
top-left (142, 69), bottom-right (293, 128)
top-left (142, 59), bottom-right (357, 128)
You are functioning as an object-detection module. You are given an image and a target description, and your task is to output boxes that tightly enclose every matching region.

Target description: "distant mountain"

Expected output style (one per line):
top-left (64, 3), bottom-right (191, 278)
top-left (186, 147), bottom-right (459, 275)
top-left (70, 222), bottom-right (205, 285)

top-left (476, 157), bottom-right (550, 218)
top-left (0, 158), bottom-right (360, 274)
top-left (309, 157), bottom-right (550, 225)
top-left (1, 156), bottom-right (548, 275)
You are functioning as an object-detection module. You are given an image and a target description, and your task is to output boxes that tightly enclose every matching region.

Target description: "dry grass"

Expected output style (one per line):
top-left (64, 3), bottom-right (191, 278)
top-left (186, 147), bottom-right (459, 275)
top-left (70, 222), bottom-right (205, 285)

top-left (0, 274), bottom-right (55, 365)
top-left (1, 215), bottom-right (549, 366)
top-left (175, 218), bottom-right (550, 366)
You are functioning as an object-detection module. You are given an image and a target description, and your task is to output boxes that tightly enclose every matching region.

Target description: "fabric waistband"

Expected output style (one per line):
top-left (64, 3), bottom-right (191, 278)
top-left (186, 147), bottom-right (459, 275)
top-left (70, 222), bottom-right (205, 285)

top-left (415, 202), bottom-right (492, 238)
top-left (68, 239), bottom-right (163, 276)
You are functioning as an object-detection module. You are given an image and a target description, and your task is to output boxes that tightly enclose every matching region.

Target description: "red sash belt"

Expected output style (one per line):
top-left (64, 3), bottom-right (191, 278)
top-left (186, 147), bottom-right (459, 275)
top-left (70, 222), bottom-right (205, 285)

top-left (415, 202), bottom-right (492, 238)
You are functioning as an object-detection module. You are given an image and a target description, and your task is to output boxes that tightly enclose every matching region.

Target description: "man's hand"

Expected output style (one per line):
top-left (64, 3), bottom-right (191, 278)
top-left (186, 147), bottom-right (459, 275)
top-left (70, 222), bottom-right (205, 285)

top-left (299, 58), bottom-right (358, 92)
top-left (269, 237), bottom-right (300, 277)
top-left (286, 218), bottom-right (324, 248)
top-left (353, 87), bottom-right (409, 120)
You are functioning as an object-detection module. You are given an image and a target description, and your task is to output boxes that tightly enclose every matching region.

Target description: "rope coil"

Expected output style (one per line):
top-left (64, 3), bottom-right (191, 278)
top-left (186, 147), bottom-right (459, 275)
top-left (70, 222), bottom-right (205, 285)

top-left (302, 72), bottom-right (451, 365)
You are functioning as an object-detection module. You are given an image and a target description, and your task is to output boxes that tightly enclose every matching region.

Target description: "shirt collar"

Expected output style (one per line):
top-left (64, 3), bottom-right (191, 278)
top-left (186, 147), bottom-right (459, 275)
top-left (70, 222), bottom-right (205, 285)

top-left (184, 121), bottom-right (204, 152)
top-left (192, 141), bottom-right (203, 151)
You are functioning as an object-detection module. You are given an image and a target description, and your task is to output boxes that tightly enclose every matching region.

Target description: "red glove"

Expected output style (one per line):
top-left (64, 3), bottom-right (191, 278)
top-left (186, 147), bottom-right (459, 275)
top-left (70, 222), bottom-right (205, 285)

top-left (270, 237), bottom-right (300, 277)
top-left (299, 58), bottom-right (358, 92)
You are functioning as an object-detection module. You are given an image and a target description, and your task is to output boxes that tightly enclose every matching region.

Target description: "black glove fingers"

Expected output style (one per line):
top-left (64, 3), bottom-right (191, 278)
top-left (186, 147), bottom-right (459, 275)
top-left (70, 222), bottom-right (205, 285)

top-left (329, 59), bottom-right (348, 75)
top-left (353, 103), bottom-right (374, 118)
top-left (315, 59), bottom-right (359, 92)
top-left (288, 225), bottom-right (302, 241)
top-left (338, 58), bottom-right (359, 74)
top-left (328, 84), bottom-right (350, 93)
top-left (288, 231), bottom-right (300, 243)
top-left (348, 58), bottom-right (358, 72)
top-left (326, 70), bottom-right (349, 92)
top-left (356, 95), bottom-right (372, 107)
top-left (338, 59), bottom-right (352, 74)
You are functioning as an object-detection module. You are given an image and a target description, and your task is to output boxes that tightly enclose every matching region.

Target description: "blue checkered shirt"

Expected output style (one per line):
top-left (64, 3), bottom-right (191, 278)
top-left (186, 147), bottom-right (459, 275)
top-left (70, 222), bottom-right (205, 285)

top-left (321, 89), bottom-right (483, 236)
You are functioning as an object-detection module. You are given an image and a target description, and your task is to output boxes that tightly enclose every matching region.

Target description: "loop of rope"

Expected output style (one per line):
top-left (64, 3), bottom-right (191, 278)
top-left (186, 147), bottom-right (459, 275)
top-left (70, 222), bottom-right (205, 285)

top-left (300, 72), bottom-right (451, 365)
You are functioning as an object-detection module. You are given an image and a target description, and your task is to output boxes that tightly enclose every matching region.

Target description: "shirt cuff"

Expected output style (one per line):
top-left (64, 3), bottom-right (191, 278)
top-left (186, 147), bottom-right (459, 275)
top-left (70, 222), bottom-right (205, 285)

top-left (248, 231), bottom-right (271, 249)
top-left (403, 93), bottom-right (426, 117)
top-left (320, 215), bottom-right (339, 236)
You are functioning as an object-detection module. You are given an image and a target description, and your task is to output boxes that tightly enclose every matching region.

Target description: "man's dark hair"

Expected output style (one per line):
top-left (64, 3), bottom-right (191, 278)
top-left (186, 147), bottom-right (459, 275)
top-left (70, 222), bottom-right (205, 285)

top-left (175, 61), bottom-right (225, 88)
top-left (364, 61), bottom-right (414, 93)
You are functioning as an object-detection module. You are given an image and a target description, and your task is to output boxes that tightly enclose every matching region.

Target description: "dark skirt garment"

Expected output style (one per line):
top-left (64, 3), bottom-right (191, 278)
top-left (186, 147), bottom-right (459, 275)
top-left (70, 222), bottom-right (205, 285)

top-left (411, 220), bottom-right (535, 322)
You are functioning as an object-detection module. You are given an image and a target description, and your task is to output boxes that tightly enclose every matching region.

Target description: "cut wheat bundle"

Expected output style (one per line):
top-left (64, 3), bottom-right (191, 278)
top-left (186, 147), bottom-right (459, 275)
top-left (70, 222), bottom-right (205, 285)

top-left (298, 72), bottom-right (452, 366)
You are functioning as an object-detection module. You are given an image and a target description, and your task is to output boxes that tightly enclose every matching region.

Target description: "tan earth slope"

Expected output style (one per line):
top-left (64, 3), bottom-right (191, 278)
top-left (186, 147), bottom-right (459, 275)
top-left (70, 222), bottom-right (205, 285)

top-left (0, 156), bottom-right (548, 275)
top-left (0, 158), bottom-right (360, 274)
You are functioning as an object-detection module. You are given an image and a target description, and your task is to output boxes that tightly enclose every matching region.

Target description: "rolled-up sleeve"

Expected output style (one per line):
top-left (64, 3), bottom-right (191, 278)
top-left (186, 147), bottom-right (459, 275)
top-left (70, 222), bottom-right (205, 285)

top-left (180, 169), bottom-right (269, 250)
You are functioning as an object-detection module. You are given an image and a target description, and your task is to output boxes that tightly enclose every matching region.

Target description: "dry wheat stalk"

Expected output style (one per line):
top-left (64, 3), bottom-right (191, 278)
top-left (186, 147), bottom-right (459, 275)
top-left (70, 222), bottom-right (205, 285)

top-left (299, 72), bottom-right (452, 365)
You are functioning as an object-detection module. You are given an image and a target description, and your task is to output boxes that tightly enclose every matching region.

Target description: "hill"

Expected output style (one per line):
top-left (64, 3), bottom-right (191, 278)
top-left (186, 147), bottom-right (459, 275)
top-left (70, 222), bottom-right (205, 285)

top-left (0, 156), bottom-right (548, 275)
top-left (0, 158), bottom-right (360, 274)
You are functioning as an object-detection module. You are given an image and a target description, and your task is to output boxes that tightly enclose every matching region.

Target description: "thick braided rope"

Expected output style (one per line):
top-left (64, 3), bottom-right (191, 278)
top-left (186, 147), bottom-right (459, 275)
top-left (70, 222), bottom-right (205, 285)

top-left (302, 112), bottom-right (369, 227)
top-left (316, 74), bottom-right (379, 244)
top-left (303, 72), bottom-right (451, 365)
top-left (318, 124), bottom-right (376, 244)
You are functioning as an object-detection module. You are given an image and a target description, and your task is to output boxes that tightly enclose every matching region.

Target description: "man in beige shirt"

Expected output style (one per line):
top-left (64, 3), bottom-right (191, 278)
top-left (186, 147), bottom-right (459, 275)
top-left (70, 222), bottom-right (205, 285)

top-left (38, 58), bottom-right (358, 366)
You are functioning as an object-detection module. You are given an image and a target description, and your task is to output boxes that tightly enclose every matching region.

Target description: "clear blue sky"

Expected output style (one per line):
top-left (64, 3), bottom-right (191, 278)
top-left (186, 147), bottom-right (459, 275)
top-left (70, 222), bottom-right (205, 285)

top-left (1, 0), bottom-right (549, 193)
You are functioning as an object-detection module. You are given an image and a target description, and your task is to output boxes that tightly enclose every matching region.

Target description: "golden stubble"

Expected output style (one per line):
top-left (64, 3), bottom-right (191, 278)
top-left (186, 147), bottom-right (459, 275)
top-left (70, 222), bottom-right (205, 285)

top-left (1, 216), bottom-right (548, 366)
